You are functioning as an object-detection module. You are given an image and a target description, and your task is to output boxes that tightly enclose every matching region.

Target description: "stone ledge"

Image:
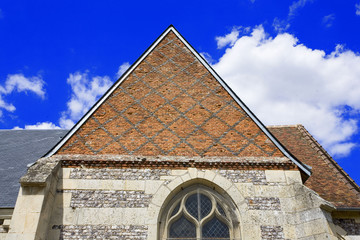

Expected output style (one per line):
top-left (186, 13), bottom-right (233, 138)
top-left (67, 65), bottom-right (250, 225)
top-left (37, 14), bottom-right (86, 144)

top-left (20, 157), bottom-right (60, 187)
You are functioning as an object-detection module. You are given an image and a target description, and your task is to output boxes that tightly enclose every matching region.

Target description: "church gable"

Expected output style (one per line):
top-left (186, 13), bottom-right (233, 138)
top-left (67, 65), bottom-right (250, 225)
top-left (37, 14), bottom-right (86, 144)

top-left (55, 28), bottom-right (285, 158)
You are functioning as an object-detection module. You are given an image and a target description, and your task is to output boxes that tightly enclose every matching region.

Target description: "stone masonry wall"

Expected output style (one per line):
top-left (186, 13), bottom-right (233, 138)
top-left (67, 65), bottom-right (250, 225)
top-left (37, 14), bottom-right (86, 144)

top-left (53, 225), bottom-right (147, 240)
top-left (70, 168), bottom-right (170, 180)
top-left (65, 190), bottom-right (152, 208)
top-left (44, 167), bottom-right (341, 240)
top-left (261, 226), bottom-right (285, 240)
top-left (246, 197), bottom-right (281, 210)
top-left (333, 218), bottom-right (360, 235)
top-left (216, 169), bottom-right (267, 184)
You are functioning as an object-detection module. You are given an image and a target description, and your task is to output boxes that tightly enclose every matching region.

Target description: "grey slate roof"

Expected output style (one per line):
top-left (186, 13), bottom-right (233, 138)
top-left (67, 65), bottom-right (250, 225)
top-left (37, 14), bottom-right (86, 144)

top-left (0, 130), bottom-right (68, 207)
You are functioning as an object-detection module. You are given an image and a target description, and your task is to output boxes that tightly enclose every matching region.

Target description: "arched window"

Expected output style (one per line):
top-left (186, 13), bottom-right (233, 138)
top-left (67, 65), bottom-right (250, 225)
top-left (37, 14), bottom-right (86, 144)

top-left (159, 185), bottom-right (239, 240)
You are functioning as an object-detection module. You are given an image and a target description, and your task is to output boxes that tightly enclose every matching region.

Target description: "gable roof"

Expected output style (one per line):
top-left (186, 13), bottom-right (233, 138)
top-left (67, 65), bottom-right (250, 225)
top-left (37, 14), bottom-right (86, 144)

top-left (45, 25), bottom-right (311, 176)
top-left (0, 130), bottom-right (67, 207)
top-left (269, 125), bottom-right (360, 208)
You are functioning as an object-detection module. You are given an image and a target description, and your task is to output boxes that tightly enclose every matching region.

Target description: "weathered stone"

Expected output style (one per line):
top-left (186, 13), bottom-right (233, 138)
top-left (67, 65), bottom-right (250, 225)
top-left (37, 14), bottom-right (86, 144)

top-left (66, 190), bottom-right (152, 208)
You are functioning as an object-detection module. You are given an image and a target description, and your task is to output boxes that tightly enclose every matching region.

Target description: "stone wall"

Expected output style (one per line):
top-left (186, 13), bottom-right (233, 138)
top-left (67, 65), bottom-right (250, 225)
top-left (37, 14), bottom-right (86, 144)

top-left (333, 219), bottom-right (360, 236)
top-left (52, 225), bottom-right (148, 240)
top-left (261, 226), bottom-right (285, 240)
top-left (38, 167), bottom-right (346, 240)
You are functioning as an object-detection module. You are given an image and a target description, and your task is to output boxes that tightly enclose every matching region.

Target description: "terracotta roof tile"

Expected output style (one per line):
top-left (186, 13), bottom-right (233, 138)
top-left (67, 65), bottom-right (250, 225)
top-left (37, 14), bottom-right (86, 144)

top-left (56, 30), bottom-right (285, 158)
top-left (268, 125), bottom-right (360, 208)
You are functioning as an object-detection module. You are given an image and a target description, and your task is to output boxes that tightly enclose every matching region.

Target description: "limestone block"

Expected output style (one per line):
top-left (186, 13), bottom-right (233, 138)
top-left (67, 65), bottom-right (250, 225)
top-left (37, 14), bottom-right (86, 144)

top-left (74, 208), bottom-right (148, 225)
top-left (60, 208), bottom-right (78, 225)
top-left (24, 213), bottom-right (40, 233)
top-left (226, 185), bottom-right (246, 209)
top-left (241, 224), bottom-right (261, 240)
top-left (280, 197), bottom-right (297, 213)
top-left (0, 233), bottom-right (7, 240)
top-left (197, 170), bottom-right (206, 179)
top-left (171, 169), bottom-right (187, 176)
top-left (62, 168), bottom-right (71, 179)
top-left (166, 177), bottom-right (184, 191)
top-left (159, 176), bottom-right (176, 181)
top-left (123, 180), bottom-right (145, 190)
top-left (146, 224), bottom-right (158, 240)
top-left (265, 170), bottom-right (286, 183)
top-left (234, 183), bottom-right (254, 198)
top-left (145, 180), bottom-right (164, 194)
top-left (203, 170), bottom-right (216, 182)
top-left (6, 212), bottom-right (25, 234)
top-left (213, 174), bottom-right (233, 191)
top-left (180, 173), bottom-right (191, 183)
top-left (285, 170), bottom-right (302, 184)
top-left (151, 186), bottom-right (171, 207)
top-left (246, 210), bottom-right (284, 226)
top-left (188, 168), bottom-right (198, 179)
top-left (145, 205), bottom-right (161, 225)
top-left (283, 224), bottom-right (296, 239)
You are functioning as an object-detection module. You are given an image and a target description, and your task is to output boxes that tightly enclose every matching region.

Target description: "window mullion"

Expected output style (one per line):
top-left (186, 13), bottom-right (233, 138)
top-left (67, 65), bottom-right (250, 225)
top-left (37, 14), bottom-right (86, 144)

top-left (197, 189), bottom-right (201, 239)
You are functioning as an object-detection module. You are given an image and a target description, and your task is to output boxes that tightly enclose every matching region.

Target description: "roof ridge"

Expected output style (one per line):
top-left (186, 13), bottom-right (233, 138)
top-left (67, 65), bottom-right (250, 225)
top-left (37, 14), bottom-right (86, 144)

top-left (296, 125), bottom-right (360, 199)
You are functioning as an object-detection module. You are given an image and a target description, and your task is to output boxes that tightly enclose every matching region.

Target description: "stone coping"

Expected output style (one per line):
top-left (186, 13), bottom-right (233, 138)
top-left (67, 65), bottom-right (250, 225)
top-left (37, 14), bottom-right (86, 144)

top-left (20, 154), bottom-right (296, 186)
top-left (53, 154), bottom-right (291, 163)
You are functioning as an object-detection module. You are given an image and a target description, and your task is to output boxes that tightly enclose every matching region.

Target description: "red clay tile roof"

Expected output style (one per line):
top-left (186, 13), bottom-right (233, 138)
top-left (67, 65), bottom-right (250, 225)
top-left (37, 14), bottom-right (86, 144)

top-left (269, 125), bottom-right (360, 208)
top-left (55, 29), bottom-right (286, 158)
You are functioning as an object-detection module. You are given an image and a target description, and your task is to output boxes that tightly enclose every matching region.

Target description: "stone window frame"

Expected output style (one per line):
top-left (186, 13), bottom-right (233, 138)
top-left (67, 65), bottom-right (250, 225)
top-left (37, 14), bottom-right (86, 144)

top-left (159, 184), bottom-right (239, 239)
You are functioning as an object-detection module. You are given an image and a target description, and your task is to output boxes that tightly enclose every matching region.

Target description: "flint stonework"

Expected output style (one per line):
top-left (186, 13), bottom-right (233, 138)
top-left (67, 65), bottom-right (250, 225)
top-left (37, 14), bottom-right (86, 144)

top-left (67, 190), bottom-right (152, 208)
top-left (53, 225), bottom-right (148, 240)
top-left (70, 168), bottom-right (170, 180)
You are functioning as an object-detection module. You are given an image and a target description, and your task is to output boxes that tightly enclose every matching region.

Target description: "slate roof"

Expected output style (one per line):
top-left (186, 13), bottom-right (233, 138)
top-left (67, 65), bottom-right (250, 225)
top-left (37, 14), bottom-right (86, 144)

top-left (269, 125), bottom-right (360, 208)
top-left (0, 130), bottom-right (67, 207)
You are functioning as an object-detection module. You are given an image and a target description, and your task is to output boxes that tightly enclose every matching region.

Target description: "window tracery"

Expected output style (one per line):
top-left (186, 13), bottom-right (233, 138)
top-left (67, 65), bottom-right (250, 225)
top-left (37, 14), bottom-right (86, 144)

top-left (159, 185), bottom-right (239, 240)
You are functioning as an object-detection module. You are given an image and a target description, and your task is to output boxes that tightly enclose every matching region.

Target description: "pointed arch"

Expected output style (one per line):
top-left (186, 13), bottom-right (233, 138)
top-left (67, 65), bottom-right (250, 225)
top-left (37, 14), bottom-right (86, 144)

top-left (145, 169), bottom-right (246, 239)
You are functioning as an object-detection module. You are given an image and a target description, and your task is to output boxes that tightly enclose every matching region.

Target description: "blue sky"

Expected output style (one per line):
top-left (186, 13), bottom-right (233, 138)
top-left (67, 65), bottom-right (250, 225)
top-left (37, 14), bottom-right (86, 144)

top-left (1, 0), bottom-right (360, 184)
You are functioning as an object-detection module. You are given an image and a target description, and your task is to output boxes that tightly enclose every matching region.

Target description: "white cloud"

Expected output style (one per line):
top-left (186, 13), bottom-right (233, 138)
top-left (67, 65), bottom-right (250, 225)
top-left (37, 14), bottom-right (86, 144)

top-left (272, 0), bottom-right (312, 32)
top-left (216, 27), bottom-right (241, 49)
top-left (13, 122), bottom-right (61, 130)
top-left (356, 3), bottom-right (360, 16)
top-left (272, 18), bottom-right (290, 33)
top-left (213, 26), bottom-right (360, 157)
top-left (288, 0), bottom-right (312, 18)
top-left (322, 14), bottom-right (335, 28)
top-left (59, 71), bottom-right (113, 129)
top-left (200, 52), bottom-right (215, 64)
top-left (0, 74), bottom-right (45, 117)
top-left (117, 62), bottom-right (130, 78)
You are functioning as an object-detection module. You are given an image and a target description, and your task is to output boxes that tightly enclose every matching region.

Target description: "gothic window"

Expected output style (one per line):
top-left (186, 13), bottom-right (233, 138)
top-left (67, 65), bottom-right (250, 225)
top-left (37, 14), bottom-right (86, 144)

top-left (159, 185), bottom-right (239, 240)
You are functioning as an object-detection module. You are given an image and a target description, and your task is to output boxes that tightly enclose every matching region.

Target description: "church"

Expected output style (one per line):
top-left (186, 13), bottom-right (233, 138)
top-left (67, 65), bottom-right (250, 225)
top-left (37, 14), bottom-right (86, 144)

top-left (1, 25), bottom-right (360, 239)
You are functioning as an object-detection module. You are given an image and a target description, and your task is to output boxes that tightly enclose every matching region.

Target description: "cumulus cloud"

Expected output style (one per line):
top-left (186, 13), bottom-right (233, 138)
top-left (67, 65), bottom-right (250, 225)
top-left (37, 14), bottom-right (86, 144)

top-left (216, 28), bottom-right (240, 49)
top-left (213, 26), bottom-right (360, 157)
top-left (13, 122), bottom-right (61, 130)
top-left (0, 74), bottom-right (45, 116)
top-left (356, 3), bottom-right (360, 16)
top-left (322, 14), bottom-right (335, 28)
top-left (117, 62), bottom-right (130, 78)
top-left (59, 71), bottom-right (113, 129)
